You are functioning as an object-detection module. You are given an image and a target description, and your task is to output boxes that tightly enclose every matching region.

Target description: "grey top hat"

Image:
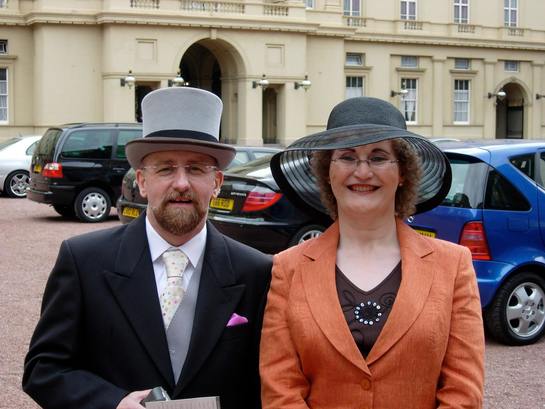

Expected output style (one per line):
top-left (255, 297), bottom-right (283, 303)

top-left (125, 87), bottom-right (235, 170)
top-left (270, 97), bottom-right (452, 216)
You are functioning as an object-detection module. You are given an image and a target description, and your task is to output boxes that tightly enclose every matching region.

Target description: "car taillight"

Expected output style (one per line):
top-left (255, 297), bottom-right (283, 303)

top-left (42, 163), bottom-right (63, 178)
top-left (242, 187), bottom-right (283, 212)
top-left (459, 221), bottom-right (491, 260)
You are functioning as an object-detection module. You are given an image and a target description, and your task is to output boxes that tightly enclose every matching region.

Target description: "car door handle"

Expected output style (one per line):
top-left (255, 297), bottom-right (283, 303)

top-left (112, 167), bottom-right (127, 172)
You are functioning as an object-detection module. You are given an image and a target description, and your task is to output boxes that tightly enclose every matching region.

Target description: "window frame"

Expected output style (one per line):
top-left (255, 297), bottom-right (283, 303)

top-left (401, 56), bottom-right (419, 68)
top-left (0, 67), bottom-right (7, 124)
top-left (504, 60), bottom-right (520, 72)
top-left (343, 0), bottom-right (361, 17)
top-left (504, 0), bottom-right (518, 27)
top-left (345, 53), bottom-right (364, 67)
top-left (400, 0), bottom-right (417, 20)
top-left (453, 0), bottom-right (469, 24)
top-left (454, 58), bottom-right (471, 70)
top-left (453, 79), bottom-right (471, 125)
top-left (400, 78), bottom-right (418, 124)
top-left (304, 0), bottom-right (315, 9)
top-left (345, 76), bottom-right (364, 99)
top-left (0, 40), bottom-right (7, 54)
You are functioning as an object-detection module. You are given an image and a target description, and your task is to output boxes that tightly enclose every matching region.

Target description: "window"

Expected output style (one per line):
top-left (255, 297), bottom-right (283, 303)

top-left (454, 58), bottom-right (470, 70)
top-left (0, 40), bottom-right (6, 54)
top-left (504, 60), bottom-right (519, 72)
top-left (346, 76), bottom-right (364, 99)
top-left (343, 0), bottom-right (361, 16)
top-left (454, 0), bottom-right (469, 24)
top-left (485, 169), bottom-right (529, 211)
top-left (400, 0), bottom-right (416, 20)
top-left (61, 130), bottom-right (114, 160)
top-left (504, 0), bottom-right (517, 27)
top-left (441, 156), bottom-right (489, 209)
top-left (345, 53), bottom-right (364, 66)
top-left (0, 68), bottom-right (7, 123)
top-left (304, 0), bottom-right (314, 9)
top-left (510, 154), bottom-right (535, 181)
top-left (401, 56), bottom-right (418, 68)
top-left (401, 78), bottom-right (417, 123)
top-left (453, 79), bottom-right (470, 124)
top-left (115, 129), bottom-right (142, 159)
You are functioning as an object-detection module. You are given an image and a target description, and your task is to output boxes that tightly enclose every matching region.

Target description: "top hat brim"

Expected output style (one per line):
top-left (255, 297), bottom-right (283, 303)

top-left (270, 123), bottom-right (452, 217)
top-left (126, 137), bottom-right (236, 170)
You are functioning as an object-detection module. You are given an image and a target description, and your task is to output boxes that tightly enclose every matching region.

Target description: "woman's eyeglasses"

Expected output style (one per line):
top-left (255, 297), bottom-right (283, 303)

top-left (141, 163), bottom-right (218, 180)
top-left (330, 155), bottom-right (399, 171)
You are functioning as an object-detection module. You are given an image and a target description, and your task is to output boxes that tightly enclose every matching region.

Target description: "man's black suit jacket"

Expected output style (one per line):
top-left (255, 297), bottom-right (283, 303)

top-left (23, 216), bottom-right (272, 409)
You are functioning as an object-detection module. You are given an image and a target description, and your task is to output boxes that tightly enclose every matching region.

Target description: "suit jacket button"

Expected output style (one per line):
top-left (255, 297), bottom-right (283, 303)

top-left (360, 379), bottom-right (371, 390)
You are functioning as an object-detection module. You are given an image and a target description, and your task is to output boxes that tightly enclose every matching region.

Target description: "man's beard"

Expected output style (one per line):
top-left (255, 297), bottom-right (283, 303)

top-left (150, 190), bottom-right (208, 236)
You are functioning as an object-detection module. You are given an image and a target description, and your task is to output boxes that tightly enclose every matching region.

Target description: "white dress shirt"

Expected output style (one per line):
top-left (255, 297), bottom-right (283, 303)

top-left (145, 217), bottom-right (207, 298)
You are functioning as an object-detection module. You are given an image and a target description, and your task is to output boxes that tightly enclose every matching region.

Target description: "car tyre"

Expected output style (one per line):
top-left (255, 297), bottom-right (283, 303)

top-left (289, 224), bottom-right (325, 247)
top-left (4, 170), bottom-right (30, 198)
top-left (53, 204), bottom-right (75, 218)
top-left (74, 187), bottom-right (111, 223)
top-left (484, 272), bottom-right (545, 346)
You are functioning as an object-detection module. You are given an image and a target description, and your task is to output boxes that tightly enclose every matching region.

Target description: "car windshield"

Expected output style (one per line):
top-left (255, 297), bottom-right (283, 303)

top-left (441, 154), bottom-right (489, 209)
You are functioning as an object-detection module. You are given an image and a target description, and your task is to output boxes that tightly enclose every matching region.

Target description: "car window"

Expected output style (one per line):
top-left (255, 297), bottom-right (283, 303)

top-left (441, 155), bottom-right (488, 209)
top-left (539, 152), bottom-right (545, 189)
top-left (510, 154), bottom-right (535, 180)
top-left (115, 129), bottom-right (142, 159)
top-left (254, 151), bottom-right (275, 159)
top-left (230, 151), bottom-right (250, 168)
top-left (36, 129), bottom-right (62, 157)
top-left (26, 141), bottom-right (38, 155)
top-left (61, 130), bottom-right (113, 159)
top-left (484, 169), bottom-right (530, 211)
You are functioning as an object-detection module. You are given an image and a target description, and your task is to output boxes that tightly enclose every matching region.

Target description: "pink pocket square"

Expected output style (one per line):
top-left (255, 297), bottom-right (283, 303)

top-left (226, 313), bottom-right (248, 327)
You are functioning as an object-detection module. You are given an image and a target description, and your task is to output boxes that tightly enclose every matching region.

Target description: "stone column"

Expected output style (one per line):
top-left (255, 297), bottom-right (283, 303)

top-left (483, 59), bottom-right (497, 139)
top-left (432, 58), bottom-right (445, 137)
top-left (236, 79), bottom-right (263, 146)
top-left (532, 63), bottom-right (544, 139)
top-left (103, 76), bottom-right (135, 122)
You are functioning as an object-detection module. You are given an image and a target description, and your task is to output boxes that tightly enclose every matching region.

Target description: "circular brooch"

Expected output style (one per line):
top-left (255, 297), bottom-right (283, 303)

top-left (354, 301), bottom-right (383, 326)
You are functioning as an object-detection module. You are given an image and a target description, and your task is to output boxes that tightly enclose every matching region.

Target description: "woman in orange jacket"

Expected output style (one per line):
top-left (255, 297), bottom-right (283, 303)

top-left (260, 97), bottom-right (485, 409)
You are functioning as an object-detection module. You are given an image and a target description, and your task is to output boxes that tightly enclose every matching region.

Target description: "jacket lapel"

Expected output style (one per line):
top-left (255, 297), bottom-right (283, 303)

top-left (301, 222), bottom-right (371, 376)
top-left (366, 220), bottom-right (436, 365)
top-left (174, 222), bottom-right (245, 394)
top-left (102, 214), bottom-right (174, 387)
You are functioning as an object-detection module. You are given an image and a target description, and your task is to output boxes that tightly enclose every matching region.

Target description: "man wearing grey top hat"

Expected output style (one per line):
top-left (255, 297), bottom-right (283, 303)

top-left (23, 87), bottom-right (272, 409)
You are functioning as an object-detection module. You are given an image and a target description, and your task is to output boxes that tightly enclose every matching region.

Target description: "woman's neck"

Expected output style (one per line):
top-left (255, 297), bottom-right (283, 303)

top-left (337, 211), bottom-right (399, 252)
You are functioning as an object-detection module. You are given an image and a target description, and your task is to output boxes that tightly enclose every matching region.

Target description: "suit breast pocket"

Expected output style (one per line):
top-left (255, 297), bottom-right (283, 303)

top-left (220, 323), bottom-right (251, 341)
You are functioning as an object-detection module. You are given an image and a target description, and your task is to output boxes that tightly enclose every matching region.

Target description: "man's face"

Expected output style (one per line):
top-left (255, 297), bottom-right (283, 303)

top-left (136, 150), bottom-right (223, 242)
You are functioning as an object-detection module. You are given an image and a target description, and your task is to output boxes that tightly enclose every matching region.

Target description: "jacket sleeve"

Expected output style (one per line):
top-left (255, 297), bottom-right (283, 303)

top-left (436, 246), bottom-right (485, 408)
top-left (22, 240), bottom-right (128, 409)
top-left (260, 254), bottom-right (311, 409)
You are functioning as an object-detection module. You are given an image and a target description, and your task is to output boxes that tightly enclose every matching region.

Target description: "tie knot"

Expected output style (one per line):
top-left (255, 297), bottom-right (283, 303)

top-left (162, 249), bottom-right (188, 278)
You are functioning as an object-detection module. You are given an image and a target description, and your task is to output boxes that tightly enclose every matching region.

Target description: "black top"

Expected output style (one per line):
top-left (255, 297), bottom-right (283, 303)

top-left (336, 262), bottom-right (402, 357)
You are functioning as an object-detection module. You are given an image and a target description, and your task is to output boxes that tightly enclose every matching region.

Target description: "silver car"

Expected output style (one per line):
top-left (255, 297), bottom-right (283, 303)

top-left (0, 135), bottom-right (42, 198)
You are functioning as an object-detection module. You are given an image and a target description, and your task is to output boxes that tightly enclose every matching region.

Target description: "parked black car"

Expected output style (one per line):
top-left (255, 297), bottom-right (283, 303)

top-left (116, 146), bottom-right (281, 224)
top-left (28, 123), bottom-right (142, 222)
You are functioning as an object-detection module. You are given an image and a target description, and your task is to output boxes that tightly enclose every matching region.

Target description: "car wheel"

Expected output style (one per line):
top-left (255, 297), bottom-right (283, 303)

top-left (4, 170), bottom-right (30, 198)
top-left (74, 187), bottom-right (111, 223)
top-left (53, 204), bottom-right (75, 218)
top-left (289, 224), bottom-right (325, 247)
top-left (484, 272), bottom-right (545, 346)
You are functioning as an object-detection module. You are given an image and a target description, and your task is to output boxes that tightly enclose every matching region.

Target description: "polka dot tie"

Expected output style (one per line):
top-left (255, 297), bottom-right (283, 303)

top-left (160, 249), bottom-right (189, 330)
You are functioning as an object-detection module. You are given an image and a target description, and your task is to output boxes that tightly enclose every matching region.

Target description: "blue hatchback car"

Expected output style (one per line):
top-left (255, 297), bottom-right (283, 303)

top-left (407, 140), bottom-right (545, 345)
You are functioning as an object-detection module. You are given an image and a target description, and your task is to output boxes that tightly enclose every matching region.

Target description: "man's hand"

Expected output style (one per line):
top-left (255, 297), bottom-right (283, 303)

top-left (116, 389), bottom-right (152, 409)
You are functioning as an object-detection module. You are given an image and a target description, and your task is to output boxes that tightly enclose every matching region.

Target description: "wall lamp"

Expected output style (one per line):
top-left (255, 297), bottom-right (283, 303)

top-left (294, 75), bottom-right (312, 91)
top-left (168, 71), bottom-right (188, 87)
top-left (487, 90), bottom-right (506, 99)
top-left (390, 89), bottom-right (408, 97)
top-left (536, 93), bottom-right (545, 100)
top-left (252, 74), bottom-right (269, 90)
top-left (120, 70), bottom-right (136, 89)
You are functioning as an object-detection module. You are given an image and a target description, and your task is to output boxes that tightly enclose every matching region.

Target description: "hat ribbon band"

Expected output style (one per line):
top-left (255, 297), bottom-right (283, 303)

top-left (145, 129), bottom-right (218, 143)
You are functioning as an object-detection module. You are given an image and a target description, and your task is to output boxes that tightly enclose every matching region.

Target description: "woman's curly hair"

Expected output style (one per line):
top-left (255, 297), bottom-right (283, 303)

top-left (310, 139), bottom-right (422, 220)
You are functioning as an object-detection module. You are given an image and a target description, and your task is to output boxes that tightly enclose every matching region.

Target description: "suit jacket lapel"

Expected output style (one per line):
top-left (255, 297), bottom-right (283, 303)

top-left (366, 220), bottom-right (436, 365)
top-left (174, 222), bottom-right (245, 394)
top-left (301, 222), bottom-right (371, 376)
top-left (102, 214), bottom-right (174, 387)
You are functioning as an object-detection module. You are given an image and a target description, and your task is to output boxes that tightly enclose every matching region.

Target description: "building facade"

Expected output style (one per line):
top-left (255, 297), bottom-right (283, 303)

top-left (1, 0), bottom-right (544, 145)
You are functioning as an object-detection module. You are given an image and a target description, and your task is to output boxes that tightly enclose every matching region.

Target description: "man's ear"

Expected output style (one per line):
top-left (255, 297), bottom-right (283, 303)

top-left (213, 171), bottom-right (224, 198)
top-left (135, 169), bottom-right (148, 199)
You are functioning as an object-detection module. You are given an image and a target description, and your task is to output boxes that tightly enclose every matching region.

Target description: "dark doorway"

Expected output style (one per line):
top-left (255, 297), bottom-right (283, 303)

top-left (135, 83), bottom-right (158, 123)
top-left (262, 87), bottom-right (278, 144)
top-left (495, 82), bottom-right (525, 139)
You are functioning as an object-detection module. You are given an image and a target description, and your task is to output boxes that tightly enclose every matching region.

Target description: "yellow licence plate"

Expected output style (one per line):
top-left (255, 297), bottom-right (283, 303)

top-left (33, 164), bottom-right (42, 173)
top-left (414, 229), bottom-right (436, 238)
top-left (122, 207), bottom-right (141, 218)
top-left (210, 198), bottom-right (234, 211)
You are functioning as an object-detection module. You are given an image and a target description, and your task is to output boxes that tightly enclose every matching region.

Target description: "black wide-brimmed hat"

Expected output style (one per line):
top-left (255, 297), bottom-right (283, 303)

top-left (270, 97), bottom-right (452, 217)
top-left (126, 87), bottom-right (235, 170)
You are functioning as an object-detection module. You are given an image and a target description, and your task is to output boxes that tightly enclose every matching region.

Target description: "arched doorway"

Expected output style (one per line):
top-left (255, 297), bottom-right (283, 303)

top-left (495, 82), bottom-right (526, 139)
top-left (178, 40), bottom-right (244, 144)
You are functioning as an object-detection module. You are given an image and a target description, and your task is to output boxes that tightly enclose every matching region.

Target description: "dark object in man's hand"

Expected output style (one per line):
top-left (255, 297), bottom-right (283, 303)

top-left (140, 386), bottom-right (171, 406)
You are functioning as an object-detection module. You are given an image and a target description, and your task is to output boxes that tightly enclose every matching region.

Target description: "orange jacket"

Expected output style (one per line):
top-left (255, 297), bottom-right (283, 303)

top-left (260, 220), bottom-right (484, 409)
